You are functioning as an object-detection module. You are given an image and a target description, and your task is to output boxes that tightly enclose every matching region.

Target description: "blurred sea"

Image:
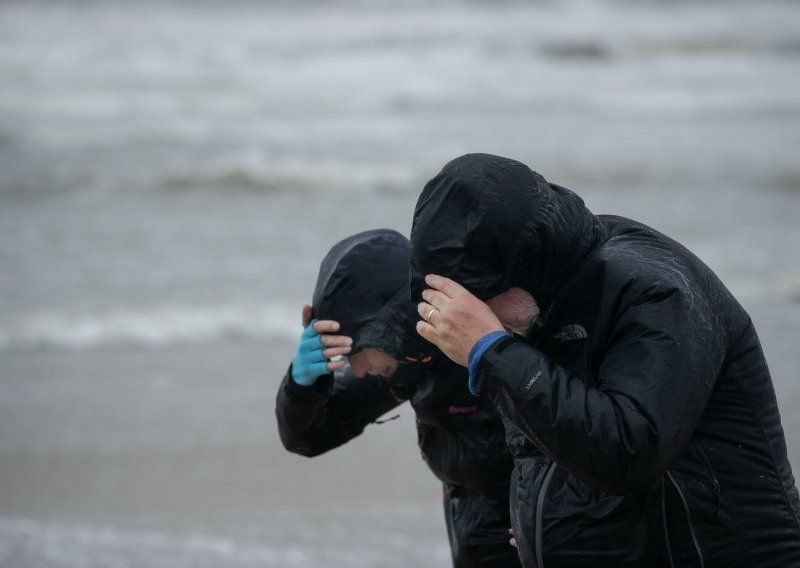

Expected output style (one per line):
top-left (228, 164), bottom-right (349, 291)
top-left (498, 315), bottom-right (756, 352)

top-left (1, 0), bottom-right (799, 565)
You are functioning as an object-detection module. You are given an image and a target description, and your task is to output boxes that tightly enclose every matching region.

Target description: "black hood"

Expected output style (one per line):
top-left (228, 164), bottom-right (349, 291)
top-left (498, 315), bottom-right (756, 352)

top-left (410, 153), bottom-right (602, 314)
top-left (312, 229), bottom-right (431, 360)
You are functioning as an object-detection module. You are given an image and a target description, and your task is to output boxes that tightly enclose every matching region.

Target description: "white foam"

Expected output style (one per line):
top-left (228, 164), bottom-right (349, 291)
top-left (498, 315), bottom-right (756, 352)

top-left (163, 151), bottom-right (420, 193)
top-left (0, 303), bottom-right (301, 350)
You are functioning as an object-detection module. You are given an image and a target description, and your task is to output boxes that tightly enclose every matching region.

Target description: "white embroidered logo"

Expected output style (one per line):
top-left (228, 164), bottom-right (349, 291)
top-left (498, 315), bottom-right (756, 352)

top-left (553, 324), bottom-right (588, 342)
top-left (525, 370), bottom-right (543, 391)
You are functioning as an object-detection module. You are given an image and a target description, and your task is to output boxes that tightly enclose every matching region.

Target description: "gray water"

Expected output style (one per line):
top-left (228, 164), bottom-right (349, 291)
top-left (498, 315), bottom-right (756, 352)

top-left (1, 0), bottom-right (799, 565)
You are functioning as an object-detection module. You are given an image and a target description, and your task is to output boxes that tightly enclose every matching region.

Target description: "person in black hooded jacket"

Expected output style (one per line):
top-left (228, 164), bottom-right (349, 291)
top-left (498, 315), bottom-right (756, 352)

top-left (409, 154), bottom-right (800, 567)
top-left (275, 229), bottom-right (521, 567)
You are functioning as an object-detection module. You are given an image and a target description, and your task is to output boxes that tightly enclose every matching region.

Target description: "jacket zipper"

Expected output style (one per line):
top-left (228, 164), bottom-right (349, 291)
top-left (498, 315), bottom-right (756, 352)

top-left (666, 471), bottom-right (705, 568)
top-left (535, 462), bottom-right (557, 568)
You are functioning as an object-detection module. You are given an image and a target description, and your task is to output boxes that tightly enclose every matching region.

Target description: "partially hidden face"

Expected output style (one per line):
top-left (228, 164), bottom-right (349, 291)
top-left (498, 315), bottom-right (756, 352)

top-left (347, 348), bottom-right (399, 379)
top-left (345, 287), bottom-right (538, 379)
top-left (485, 287), bottom-right (540, 336)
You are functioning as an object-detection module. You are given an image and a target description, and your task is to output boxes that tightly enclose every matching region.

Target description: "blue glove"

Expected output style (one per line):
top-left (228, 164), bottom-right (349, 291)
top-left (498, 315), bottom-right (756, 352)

top-left (290, 321), bottom-right (329, 386)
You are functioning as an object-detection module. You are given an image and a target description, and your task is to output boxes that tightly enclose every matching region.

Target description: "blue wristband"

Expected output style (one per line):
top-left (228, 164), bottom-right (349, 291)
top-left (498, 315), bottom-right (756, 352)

top-left (467, 331), bottom-right (509, 395)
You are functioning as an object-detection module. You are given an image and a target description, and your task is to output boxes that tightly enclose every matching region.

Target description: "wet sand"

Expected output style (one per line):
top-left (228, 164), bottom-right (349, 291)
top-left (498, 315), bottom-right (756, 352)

top-left (0, 339), bottom-right (450, 567)
top-left (1, 325), bottom-right (799, 566)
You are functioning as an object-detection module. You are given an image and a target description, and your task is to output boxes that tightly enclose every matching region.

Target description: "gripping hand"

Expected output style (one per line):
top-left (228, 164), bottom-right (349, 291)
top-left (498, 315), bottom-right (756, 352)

top-left (290, 307), bottom-right (352, 386)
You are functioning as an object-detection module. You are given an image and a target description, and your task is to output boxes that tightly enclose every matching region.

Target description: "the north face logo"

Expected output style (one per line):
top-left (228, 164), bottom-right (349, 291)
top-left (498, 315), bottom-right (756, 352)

top-left (554, 324), bottom-right (588, 342)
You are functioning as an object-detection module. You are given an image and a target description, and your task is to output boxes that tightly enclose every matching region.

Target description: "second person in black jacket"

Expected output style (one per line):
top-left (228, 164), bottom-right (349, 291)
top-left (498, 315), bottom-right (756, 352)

top-left (275, 229), bottom-right (520, 567)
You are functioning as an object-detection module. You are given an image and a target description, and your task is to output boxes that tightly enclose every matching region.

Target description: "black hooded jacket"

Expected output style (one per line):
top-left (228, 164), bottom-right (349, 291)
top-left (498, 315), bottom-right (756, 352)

top-left (275, 229), bottom-right (519, 567)
top-left (410, 154), bottom-right (800, 567)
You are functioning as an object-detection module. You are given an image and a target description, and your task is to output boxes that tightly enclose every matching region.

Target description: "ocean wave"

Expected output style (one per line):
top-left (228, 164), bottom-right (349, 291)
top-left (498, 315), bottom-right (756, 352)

top-left (0, 303), bottom-right (303, 351)
top-left (163, 153), bottom-right (420, 193)
top-left (538, 36), bottom-right (800, 62)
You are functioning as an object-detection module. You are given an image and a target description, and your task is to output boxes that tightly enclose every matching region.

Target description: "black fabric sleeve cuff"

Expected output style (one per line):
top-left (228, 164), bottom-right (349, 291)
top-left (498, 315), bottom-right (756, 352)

top-left (474, 335), bottom-right (533, 397)
top-left (283, 366), bottom-right (334, 404)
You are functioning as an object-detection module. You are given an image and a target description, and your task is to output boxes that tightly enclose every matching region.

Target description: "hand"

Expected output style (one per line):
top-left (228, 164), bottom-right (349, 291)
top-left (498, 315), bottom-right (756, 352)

top-left (291, 305), bottom-right (352, 386)
top-left (416, 274), bottom-right (504, 367)
top-left (509, 528), bottom-right (517, 548)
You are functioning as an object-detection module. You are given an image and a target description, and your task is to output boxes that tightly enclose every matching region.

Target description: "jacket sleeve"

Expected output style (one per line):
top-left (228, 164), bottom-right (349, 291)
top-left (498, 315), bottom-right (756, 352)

top-left (478, 284), bottom-right (725, 494)
top-left (275, 365), bottom-right (404, 457)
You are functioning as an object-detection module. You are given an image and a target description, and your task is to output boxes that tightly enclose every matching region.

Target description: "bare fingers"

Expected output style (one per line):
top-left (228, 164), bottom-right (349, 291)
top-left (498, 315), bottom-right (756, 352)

top-left (322, 345), bottom-right (351, 359)
top-left (421, 288), bottom-right (448, 309)
top-left (318, 331), bottom-right (352, 362)
top-left (326, 358), bottom-right (347, 373)
top-left (417, 301), bottom-right (440, 325)
top-left (319, 333), bottom-right (352, 347)
top-left (416, 319), bottom-right (437, 345)
top-left (313, 319), bottom-right (342, 334)
top-left (425, 274), bottom-right (467, 298)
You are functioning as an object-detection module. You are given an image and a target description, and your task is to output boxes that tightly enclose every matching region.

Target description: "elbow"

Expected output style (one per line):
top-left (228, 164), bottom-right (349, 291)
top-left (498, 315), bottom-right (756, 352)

top-left (595, 410), bottom-right (669, 494)
top-left (585, 445), bottom-right (669, 495)
top-left (287, 444), bottom-right (327, 458)
top-left (590, 469), bottom-right (658, 495)
top-left (574, 455), bottom-right (663, 495)
top-left (278, 427), bottom-right (331, 458)
top-left (568, 429), bottom-right (667, 495)
top-left (278, 431), bottom-right (326, 458)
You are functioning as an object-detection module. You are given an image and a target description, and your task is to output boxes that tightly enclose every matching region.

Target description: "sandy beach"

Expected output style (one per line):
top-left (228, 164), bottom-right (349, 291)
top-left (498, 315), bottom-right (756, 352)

top-left (0, 339), bottom-right (451, 566)
top-left (1, 311), bottom-right (799, 566)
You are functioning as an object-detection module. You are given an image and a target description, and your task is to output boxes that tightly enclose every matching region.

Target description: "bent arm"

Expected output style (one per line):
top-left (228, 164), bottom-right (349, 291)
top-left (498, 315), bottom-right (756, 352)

top-left (275, 366), bottom-right (403, 457)
top-left (478, 287), bottom-right (724, 494)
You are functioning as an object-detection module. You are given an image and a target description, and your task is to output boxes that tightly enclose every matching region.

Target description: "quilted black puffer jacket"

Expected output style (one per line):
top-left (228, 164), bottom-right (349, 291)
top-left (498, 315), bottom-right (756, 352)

top-left (410, 154), bottom-right (800, 567)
